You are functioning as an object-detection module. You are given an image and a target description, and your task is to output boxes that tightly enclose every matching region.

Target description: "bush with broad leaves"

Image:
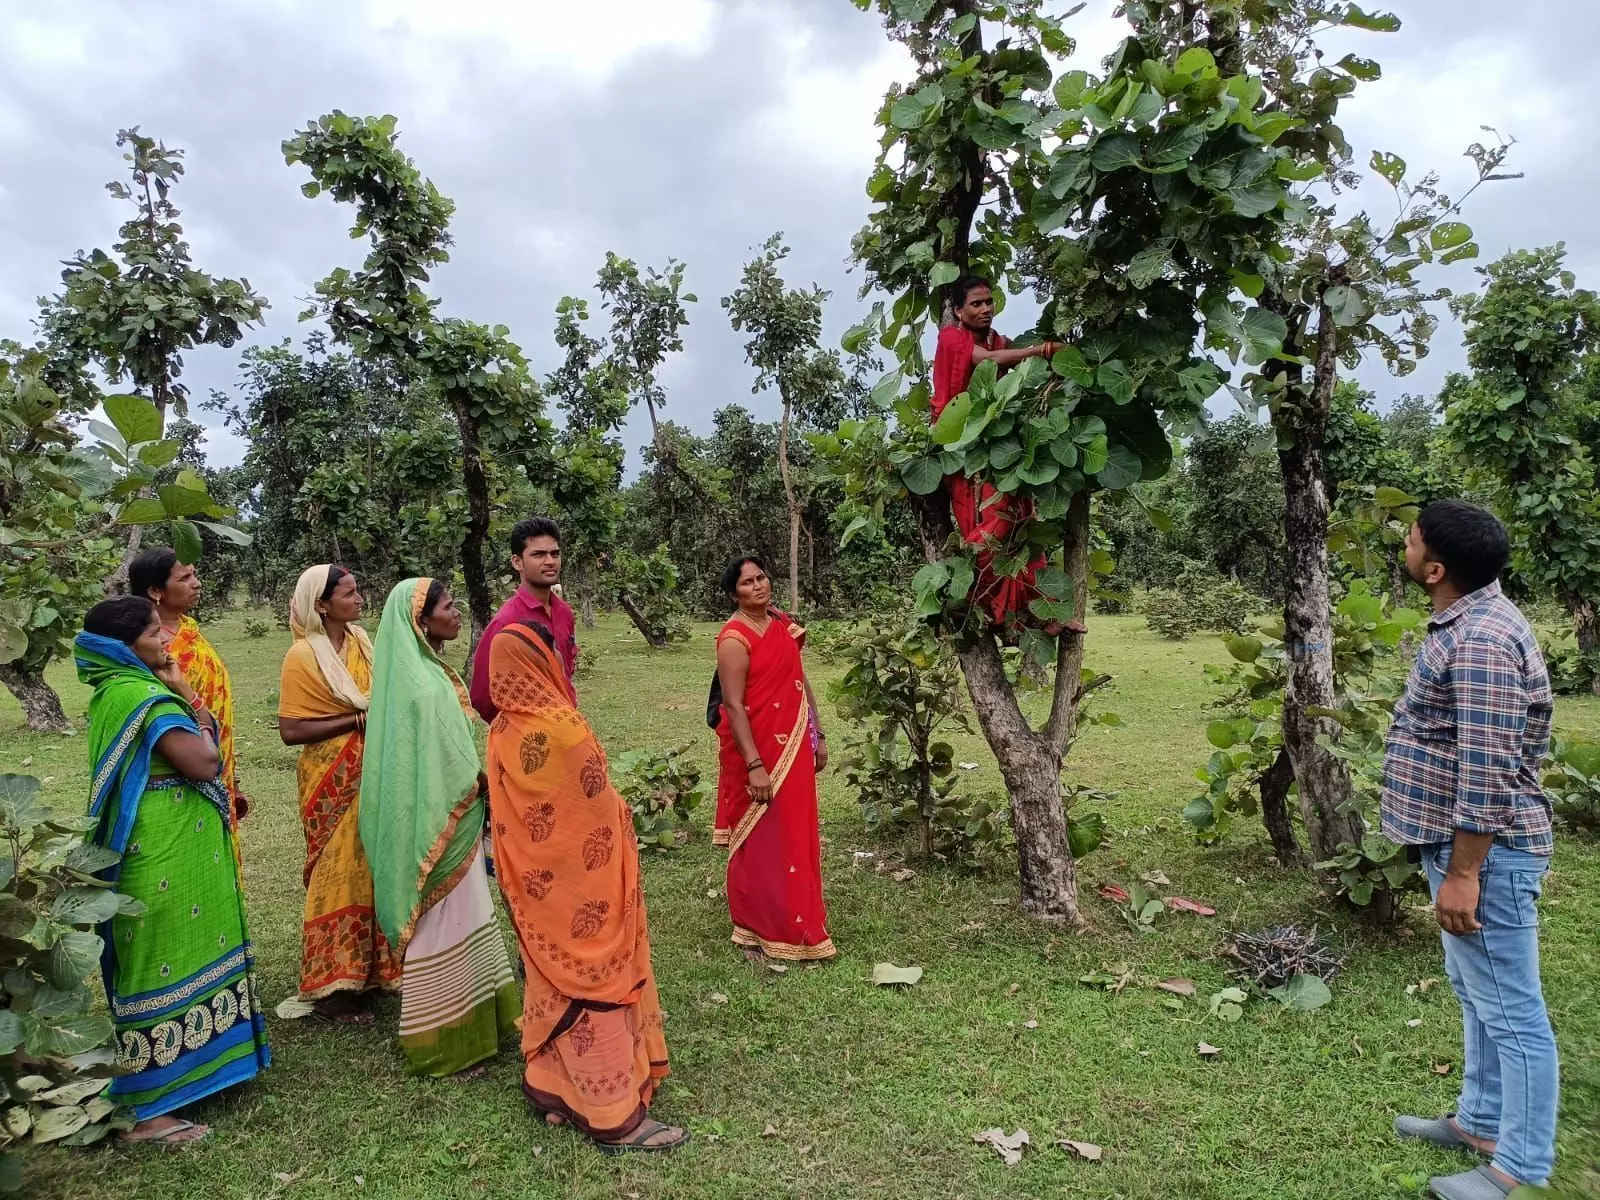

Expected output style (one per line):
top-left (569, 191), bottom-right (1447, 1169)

top-left (611, 746), bottom-right (709, 851)
top-left (1, 774), bottom-right (139, 1188)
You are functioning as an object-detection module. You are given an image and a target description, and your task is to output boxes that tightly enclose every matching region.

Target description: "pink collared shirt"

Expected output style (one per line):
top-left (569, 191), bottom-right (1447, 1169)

top-left (469, 585), bottom-right (578, 722)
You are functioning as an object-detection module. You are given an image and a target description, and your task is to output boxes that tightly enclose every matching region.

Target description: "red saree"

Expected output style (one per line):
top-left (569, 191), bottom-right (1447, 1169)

top-left (932, 324), bottom-right (1047, 631)
top-left (713, 613), bottom-right (835, 961)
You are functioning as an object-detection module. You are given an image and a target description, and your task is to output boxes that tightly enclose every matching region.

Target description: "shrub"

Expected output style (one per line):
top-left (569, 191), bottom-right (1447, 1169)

top-left (242, 617), bottom-right (270, 640)
top-left (1, 775), bottom-right (138, 1187)
top-left (1143, 564), bottom-right (1265, 641)
top-left (1543, 737), bottom-right (1600, 836)
top-left (611, 745), bottom-right (709, 851)
top-left (572, 645), bottom-right (600, 681)
top-left (1540, 634), bottom-right (1599, 696)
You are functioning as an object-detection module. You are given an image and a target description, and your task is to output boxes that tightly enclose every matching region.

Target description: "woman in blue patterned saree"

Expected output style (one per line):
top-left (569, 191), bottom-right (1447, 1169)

top-left (77, 596), bottom-right (270, 1145)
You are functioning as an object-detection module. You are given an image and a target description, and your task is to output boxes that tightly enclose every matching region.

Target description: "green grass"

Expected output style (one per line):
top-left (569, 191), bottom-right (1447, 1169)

top-left (10, 612), bottom-right (1599, 1199)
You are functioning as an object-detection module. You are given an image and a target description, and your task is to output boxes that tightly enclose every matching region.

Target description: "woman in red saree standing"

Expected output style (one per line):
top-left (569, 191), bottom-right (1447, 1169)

top-left (712, 555), bottom-right (836, 962)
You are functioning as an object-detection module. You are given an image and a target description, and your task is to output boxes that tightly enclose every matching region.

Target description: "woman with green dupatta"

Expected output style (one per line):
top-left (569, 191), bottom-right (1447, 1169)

top-left (76, 596), bottom-right (270, 1146)
top-left (361, 578), bottom-right (518, 1078)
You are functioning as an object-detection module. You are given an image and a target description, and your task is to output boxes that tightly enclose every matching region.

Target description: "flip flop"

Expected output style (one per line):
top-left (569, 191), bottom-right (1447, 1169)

top-left (594, 1120), bottom-right (691, 1156)
top-left (118, 1118), bottom-right (209, 1147)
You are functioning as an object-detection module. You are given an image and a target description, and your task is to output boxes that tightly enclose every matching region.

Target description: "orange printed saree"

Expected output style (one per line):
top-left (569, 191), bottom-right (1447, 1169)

top-left (486, 621), bottom-right (669, 1138)
top-left (714, 612), bottom-right (835, 961)
top-left (279, 631), bottom-right (399, 1001)
top-left (166, 616), bottom-right (240, 819)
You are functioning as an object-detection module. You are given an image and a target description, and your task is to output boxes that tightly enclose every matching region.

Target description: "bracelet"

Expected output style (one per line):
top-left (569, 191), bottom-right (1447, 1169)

top-left (745, 759), bottom-right (764, 771)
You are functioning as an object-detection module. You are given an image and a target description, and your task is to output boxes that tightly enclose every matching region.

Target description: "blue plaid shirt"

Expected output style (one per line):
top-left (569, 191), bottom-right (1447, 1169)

top-left (1380, 582), bottom-right (1554, 854)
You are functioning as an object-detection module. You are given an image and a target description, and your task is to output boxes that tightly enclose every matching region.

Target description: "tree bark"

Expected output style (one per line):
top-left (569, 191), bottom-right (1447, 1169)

top-left (617, 589), bottom-right (667, 649)
top-left (1565, 589), bottom-right (1600, 695)
top-left (1257, 747), bottom-right (1306, 866)
top-left (912, 488), bottom-right (1089, 926)
top-left (777, 393), bottom-right (801, 613)
top-left (1272, 299), bottom-right (1365, 862)
top-left (448, 390), bottom-right (494, 643)
top-left (0, 664), bottom-right (72, 733)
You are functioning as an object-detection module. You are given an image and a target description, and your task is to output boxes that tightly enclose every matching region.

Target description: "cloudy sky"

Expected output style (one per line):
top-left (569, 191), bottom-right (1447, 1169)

top-left (2, 0), bottom-right (1594, 471)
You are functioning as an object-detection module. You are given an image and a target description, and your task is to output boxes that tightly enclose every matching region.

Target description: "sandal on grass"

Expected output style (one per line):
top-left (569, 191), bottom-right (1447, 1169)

top-left (118, 1118), bottom-right (208, 1147)
top-left (594, 1119), bottom-right (691, 1156)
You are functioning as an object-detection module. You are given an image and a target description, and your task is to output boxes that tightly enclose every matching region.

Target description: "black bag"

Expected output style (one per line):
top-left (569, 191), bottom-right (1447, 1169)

top-left (706, 671), bottom-right (723, 729)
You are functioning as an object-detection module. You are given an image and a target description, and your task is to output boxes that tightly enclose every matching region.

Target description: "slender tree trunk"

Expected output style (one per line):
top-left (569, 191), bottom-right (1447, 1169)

top-left (913, 488), bottom-right (1090, 925)
top-left (1565, 590), bottom-right (1600, 695)
top-left (581, 590), bottom-right (596, 630)
top-left (448, 390), bottom-right (494, 643)
top-left (0, 664), bottom-right (72, 733)
top-left (106, 524), bottom-right (144, 595)
top-left (617, 589), bottom-right (667, 649)
top-left (777, 394), bottom-right (801, 613)
top-left (1272, 299), bottom-right (1365, 863)
top-left (1390, 552), bottom-right (1415, 658)
top-left (1258, 747), bottom-right (1306, 866)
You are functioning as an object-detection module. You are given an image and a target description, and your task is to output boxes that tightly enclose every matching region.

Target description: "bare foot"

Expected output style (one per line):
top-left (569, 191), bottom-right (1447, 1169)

top-left (119, 1115), bottom-right (209, 1145)
top-left (1041, 619), bottom-right (1088, 637)
top-left (545, 1112), bottom-right (566, 1126)
top-left (740, 945), bottom-right (767, 962)
top-left (447, 1064), bottom-right (488, 1083)
top-left (595, 1118), bottom-right (690, 1154)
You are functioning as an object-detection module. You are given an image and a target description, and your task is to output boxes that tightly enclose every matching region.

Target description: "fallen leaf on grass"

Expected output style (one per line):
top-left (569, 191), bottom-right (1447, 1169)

top-left (705, 889), bottom-right (720, 898)
top-left (529, 1148), bottom-right (541, 1159)
top-left (989, 898), bottom-right (1010, 907)
top-left (1267, 973), bottom-right (1332, 1011)
top-left (852, 851), bottom-right (876, 861)
top-left (1406, 977), bottom-right (1440, 997)
top-left (1023, 1020), bottom-right (1039, 1030)
top-left (274, 997), bottom-right (316, 1020)
top-left (871, 963), bottom-right (923, 987)
top-left (1006, 982), bottom-right (1021, 997)
top-left (273, 1169), bottom-right (305, 1185)
top-left (762, 1124), bottom-right (780, 1138)
top-left (1058, 1139), bottom-right (1103, 1162)
top-left (709, 992), bottom-right (728, 1004)
top-left (1096, 883), bottom-right (1131, 903)
top-left (766, 962), bottom-right (789, 974)
top-left (1165, 897), bottom-right (1216, 916)
top-left (959, 921), bottom-right (987, 933)
top-left (1197, 1041), bottom-right (1222, 1058)
top-left (1406, 1018), bottom-right (1422, 1028)
top-left (1156, 978), bottom-right (1196, 998)
top-left (1432, 1062), bottom-right (1452, 1076)
top-left (890, 868), bottom-right (916, 883)
top-left (959, 761), bottom-right (980, 770)
top-left (1141, 870), bottom-right (1172, 886)
top-left (973, 1127), bottom-right (1030, 1166)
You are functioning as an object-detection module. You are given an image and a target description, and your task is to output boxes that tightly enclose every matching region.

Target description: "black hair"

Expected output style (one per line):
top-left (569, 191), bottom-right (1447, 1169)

top-left (511, 517), bottom-right (562, 557)
top-left (720, 553), bottom-right (770, 600)
top-left (1415, 499), bottom-right (1510, 594)
top-left (84, 596), bottom-right (157, 645)
top-left (950, 275), bottom-right (993, 309)
top-left (321, 565), bottom-right (350, 602)
top-left (516, 618), bottom-right (556, 650)
top-left (422, 578), bottom-right (448, 619)
top-left (128, 547), bottom-right (180, 603)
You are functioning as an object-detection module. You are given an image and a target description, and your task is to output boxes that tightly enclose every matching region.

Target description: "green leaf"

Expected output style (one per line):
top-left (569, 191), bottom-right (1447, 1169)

top-left (1182, 795), bottom-right (1217, 829)
top-left (1429, 221), bottom-right (1473, 250)
top-left (1046, 150), bottom-right (1093, 199)
top-left (1336, 54), bottom-right (1383, 81)
top-left (1095, 360), bottom-right (1135, 405)
top-left (1126, 244), bottom-right (1171, 288)
top-left (930, 394), bottom-right (972, 446)
top-left (117, 497), bottom-right (169, 525)
top-left (1323, 284), bottom-right (1369, 328)
top-left (1223, 634), bottom-right (1263, 663)
top-left (1050, 345), bottom-right (1093, 386)
top-left (870, 368), bottom-right (903, 410)
top-left (1229, 269), bottom-right (1265, 299)
top-left (157, 485), bottom-right (214, 518)
top-left (1206, 720), bottom-right (1241, 750)
top-left (1094, 443), bottom-right (1142, 490)
top-left (1080, 436), bottom-right (1108, 476)
top-left (929, 261), bottom-right (960, 288)
top-left (194, 520), bottom-right (252, 547)
top-left (1089, 133), bottom-right (1142, 172)
top-left (1268, 973), bottom-right (1332, 1011)
top-left (1241, 307), bottom-right (1288, 363)
top-left (46, 931), bottom-right (104, 990)
top-left (1373, 486), bottom-right (1416, 508)
top-left (1226, 177), bottom-right (1284, 218)
top-left (50, 887), bottom-right (122, 926)
top-left (1148, 124), bottom-right (1205, 167)
top-left (1174, 46), bottom-right (1217, 78)
top-left (0, 1009), bottom-right (27, 1055)
top-left (136, 441), bottom-right (181, 469)
top-left (86, 420), bottom-right (126, 453)
top-left (0, 621), bottom-right (27, 666)
top-left (900, 456), bottom-right (944, 496)
top-left (1338, 4), bottom-right (1401, 33)
top-left (1067, 811), bottom-right (1105, 859)
top-left (102, 395), bottom-right (162, 446)
top-left (172, 520), bottom-right (203, 565)
top-left (25, 1011), bottom-right (114, 1059)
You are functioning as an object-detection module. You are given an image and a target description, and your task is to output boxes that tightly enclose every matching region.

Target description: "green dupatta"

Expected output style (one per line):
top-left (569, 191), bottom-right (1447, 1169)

top-left (359, 578), bottom-right (484, 956)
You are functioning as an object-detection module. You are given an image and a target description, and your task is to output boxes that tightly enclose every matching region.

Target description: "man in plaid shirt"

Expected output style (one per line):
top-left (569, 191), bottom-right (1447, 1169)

top-left (1383, 500), bottom-right (1558, 1199)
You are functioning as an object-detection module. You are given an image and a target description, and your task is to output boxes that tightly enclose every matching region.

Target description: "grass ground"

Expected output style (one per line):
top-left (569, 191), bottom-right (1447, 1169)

top-left (10, 611), bottom-right (1598, 1200)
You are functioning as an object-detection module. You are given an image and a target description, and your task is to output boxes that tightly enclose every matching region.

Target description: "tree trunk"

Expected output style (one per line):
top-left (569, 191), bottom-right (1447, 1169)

top-left (617, 589), bottom-right (667, 649)
top-left (777, 394), bottom-right (801, 613)
top-left (1273, 300), bottom-right (1365, 863)
top-left (0, 664), bottom-right (72, 733)
top-left (448, 390), bottom-right (494, 642)
top-left (1257, 747), bottom-right (1306, 866)
top-left (580, 589), bottom-right (596, 630)
top-left (1390, 553), bottom-right (1415, 658)
top-left (913, 488), bottom-right (1090, 925)
top-left (106, 523), bottom-right (145, 596)
top-left (1565, 590), bottom-right (1600, 695)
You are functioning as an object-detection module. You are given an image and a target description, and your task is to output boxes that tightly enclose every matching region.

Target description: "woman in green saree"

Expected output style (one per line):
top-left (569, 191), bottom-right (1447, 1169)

top-left (360, 578), bottom-right (518, 1078)
top-left (76, 596), bottom-right (270, 1146)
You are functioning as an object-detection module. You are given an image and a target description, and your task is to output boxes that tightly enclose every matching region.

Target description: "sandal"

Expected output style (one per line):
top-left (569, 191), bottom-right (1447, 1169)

top-left (594, 1119), bottom-right (691, 1156)
top-left (118, 1118), bottom-right (209, 1147)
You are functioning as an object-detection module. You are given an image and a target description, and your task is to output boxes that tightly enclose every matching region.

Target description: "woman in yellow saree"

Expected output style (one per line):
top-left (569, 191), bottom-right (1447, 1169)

top-left (485, 618), bottom-right (688, 1154)
top-left (131, 548), bottom-right (248, 842)
top-left (277, 565), bottom-right (399, 1022)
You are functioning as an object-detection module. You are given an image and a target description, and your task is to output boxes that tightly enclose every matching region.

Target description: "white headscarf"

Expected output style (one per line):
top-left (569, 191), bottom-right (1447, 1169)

top-left (289, 565), bottom-right (372, 712)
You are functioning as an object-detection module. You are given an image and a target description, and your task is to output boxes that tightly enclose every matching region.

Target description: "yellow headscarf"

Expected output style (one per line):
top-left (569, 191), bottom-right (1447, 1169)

top-left (288, 565), bottom-right (373, 712)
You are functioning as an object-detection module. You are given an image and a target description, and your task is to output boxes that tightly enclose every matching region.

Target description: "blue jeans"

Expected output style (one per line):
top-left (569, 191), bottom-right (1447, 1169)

top-left (1420, 842), bottom-right (1558, 1186)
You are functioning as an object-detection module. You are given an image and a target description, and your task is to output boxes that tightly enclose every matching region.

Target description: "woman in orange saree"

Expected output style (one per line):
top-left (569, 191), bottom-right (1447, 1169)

top-left (276, 565), bottom-right (399, 1023)
top-left (130, 548), bottom-right (248, 841)
top-left (485, 618), bottom-right (687, 1154)
top-left (712, 555), bottom-right (836, 962)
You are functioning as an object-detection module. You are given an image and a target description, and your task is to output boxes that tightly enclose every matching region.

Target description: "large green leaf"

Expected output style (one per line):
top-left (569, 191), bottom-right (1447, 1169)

top-left (116, 498), bottom-right (168, 525)
top-left (136, 440), bottom-right (180, 469)
top-left (46, 930), bottom-right (104, 990)
top-left (928, 261), bottom-right (960, 288)
top-left (1095, 360), bottom-right (1135, 405)
top-left (193, 520), bottom-right (253, 547)
top-left (25, 1012), bottom-right (114, 1059)
top-left (172, 520), bottom-right (204, 565)
top-left (1067, 811), bottom-right (1105, 859)
top-left (157, 485), bottom-right (214, 517)
top-left (0, 1009), bottom-right (28, 1055)
top-left (1240, 306), bottom-right (1288, 363)
top-left (0, 621), bottom-right (26, 665)
top-left (900, 456), bottom-right (945, 496)
top-left (1089, 133), bottom-right (1141, 172)
top-left (1094, 443), bottom-right (1142, 490)
top-left (930, 394), bottom-right (972, 446)
top-left (1269, 973), bottom-right (1332, 1011)
top-left (50, 887), bottom-right (122, 927)
top-left (102, 395), bottom-right (162, 446)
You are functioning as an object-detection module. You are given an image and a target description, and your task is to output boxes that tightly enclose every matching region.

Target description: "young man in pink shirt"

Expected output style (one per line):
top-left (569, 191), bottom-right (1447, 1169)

top-left (469, 517), bottom-right (578, 722)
